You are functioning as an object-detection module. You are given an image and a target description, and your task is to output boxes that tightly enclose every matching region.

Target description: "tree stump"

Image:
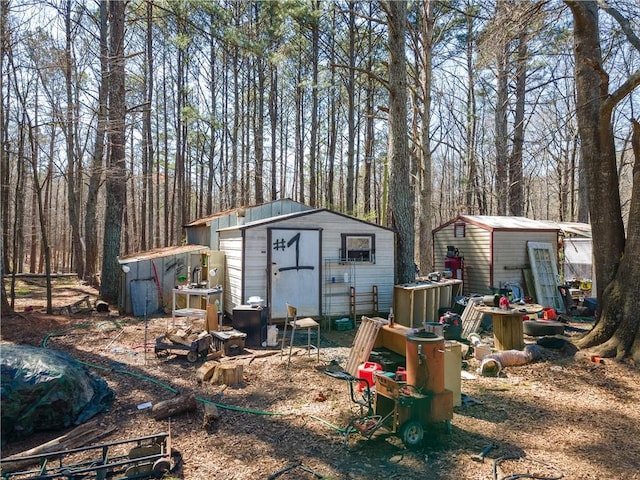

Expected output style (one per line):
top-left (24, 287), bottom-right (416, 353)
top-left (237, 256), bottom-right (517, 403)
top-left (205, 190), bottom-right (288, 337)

top-left (211, 363), bottom-right (243, 386)
top-left (151, 394), bottom-right (197, 420)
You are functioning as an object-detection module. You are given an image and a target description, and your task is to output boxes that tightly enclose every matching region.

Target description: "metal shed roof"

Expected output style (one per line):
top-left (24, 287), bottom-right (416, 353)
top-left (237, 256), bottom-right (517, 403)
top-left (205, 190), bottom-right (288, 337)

top-left (117, 244), bottom-right (208, 264)
top-left (434, 215), bottom-right (560, 233)
top-left (216, 208), bottom-right (393, 232)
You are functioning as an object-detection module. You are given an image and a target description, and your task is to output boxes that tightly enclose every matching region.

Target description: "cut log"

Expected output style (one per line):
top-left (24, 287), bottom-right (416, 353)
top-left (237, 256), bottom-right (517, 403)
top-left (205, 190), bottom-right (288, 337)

top-left (166, 328), bottom-right (192, 346)
top-left (206, 350), bottom-right (223, 360)
top-left (151, 394), bottom-right (197, 420)
top-left (210, 364), bottom-right (243, 386)
top-left (196, 361), bottom-right (218, 383)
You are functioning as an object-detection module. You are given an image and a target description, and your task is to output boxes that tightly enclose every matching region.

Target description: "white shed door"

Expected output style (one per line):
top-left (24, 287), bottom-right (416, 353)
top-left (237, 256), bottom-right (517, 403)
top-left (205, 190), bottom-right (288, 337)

top-left (269, 228), bottom-right (321, 318)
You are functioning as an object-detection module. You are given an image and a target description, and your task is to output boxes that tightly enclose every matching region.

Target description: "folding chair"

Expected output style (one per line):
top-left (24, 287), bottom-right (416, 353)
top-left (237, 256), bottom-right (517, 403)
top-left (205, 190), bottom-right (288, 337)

top-left (281, 303), bottom-right (320, 366)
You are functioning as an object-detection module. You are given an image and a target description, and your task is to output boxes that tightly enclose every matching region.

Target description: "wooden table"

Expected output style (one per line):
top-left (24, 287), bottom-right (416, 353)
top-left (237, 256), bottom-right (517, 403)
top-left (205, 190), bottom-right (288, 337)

top-left (476, 304), bottom-right (542, 351)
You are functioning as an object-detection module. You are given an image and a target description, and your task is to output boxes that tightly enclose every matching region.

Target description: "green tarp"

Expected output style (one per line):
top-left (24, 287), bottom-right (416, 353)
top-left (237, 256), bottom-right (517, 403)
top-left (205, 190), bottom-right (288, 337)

top-left (1, 344), bottom-right (114, 444)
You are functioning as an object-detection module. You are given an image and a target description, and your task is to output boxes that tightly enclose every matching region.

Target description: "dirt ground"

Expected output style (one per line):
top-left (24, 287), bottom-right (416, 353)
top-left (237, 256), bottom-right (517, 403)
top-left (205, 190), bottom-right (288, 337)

top-left (2, 278), bottom-right (640, 480)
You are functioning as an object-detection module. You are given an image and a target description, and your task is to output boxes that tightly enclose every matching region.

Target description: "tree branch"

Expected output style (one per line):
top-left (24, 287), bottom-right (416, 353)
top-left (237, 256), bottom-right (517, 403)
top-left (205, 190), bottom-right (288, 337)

top-left (602, 69), bottom-right (640, 115)
top-left (598, 0), bottom-right (640, 53)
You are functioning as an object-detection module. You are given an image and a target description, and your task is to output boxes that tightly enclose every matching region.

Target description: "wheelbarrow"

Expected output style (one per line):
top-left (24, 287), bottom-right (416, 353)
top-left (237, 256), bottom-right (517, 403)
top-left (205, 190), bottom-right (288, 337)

top-left (325, 369), bottom-right (452, 449)
top-left (154, 332), bottom-right (212, 362)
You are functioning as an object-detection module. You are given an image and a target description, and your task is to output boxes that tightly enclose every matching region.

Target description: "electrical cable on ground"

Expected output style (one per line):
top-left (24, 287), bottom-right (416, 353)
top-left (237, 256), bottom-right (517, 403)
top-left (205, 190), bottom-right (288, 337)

top-left (493, 455), bottom-right (564, 480)
top-left (42, 325), bottom-right (346, 433)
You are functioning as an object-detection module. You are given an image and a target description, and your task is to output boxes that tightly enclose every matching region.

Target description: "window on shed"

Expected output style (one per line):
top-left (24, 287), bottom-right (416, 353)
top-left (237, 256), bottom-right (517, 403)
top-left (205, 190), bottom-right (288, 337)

top-left (341, 234), bottom-right (375, 262)
top-left (454, 222), bottom-right (466, 238)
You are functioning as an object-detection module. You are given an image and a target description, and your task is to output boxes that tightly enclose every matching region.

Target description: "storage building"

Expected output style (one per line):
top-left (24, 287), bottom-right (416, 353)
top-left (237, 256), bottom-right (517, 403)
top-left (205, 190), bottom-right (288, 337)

top-left (432, 215), bottom-right (560, 297)
top-left (215, 208), bottom-right (395, 324)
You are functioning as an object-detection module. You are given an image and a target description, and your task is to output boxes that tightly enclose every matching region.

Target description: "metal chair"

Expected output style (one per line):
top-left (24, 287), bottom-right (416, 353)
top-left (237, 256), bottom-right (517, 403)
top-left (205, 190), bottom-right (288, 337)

top-left (281, 303), bottom-right (320, 366)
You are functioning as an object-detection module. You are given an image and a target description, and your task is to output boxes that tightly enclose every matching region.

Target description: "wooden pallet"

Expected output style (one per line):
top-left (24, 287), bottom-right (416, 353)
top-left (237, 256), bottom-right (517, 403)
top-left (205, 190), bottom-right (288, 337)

top-left (460, 297), bottom-right (485, 339)
top-left (344, 316), bottom-right (385, 376)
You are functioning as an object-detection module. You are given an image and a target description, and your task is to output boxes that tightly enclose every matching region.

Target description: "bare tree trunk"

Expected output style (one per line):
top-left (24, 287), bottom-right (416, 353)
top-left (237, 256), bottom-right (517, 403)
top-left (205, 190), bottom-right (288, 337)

top-left (494, 8), bottom-right (509, 216)
top-left (463, 6), bottom-right (479, 214)
top-left (269, 65), bottom-right (278, 201)
top-left (11, 111), bottom-right (25, 307)
top-left (28, 124), bottom-right (53, 313)
top-left (140, 0), bottom-right (154, 251)
top-left (231, 17), bottom-right (240, 207)
top-left (384, 0), bottom-right (414, 284)
top-left (206, 14), bottom-right (217, 215)
top-left (29, 178), bottom-right (37, 273)
top-left (509, 28), bottom-right (527, 216)
top-left (63, 0), bottom-right (85, 279)
top-left (100, 0), bottom-right (126, 304)
top-left (417, 0), bottom-right (433, 275)
top-left (254, 55), bottom-right (265, 204)
top-left (175, 39), bottom-right (185, 244)
top-left (0, 231), bottom-right (10, 315)
top-left (345, 2), bottom-right (356, 214)
top-left (566, 1), bottom-right (640, 360)
top-left (295, 58), bottom-right (304, 202)
top-left (0, 0), bottom-right (9, 298)
top-left (85, 0), bottom-right (107, 287)
top-left (162, 46), bottom-right (170, 246)
top-left (326, 28), bottom-right (337, 208)
top-left (308, 0), bottom-right (320, 208)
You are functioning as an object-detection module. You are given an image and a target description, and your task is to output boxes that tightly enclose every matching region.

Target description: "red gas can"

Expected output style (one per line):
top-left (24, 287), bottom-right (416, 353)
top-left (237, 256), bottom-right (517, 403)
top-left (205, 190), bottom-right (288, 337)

top-left (357, 362), bottom-right (382, 392)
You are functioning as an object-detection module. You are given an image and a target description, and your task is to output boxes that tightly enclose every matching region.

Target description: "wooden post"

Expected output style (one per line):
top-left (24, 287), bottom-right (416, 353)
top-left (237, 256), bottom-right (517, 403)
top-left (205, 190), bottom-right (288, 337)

top-left (205, 304), bottom-right (218, 332)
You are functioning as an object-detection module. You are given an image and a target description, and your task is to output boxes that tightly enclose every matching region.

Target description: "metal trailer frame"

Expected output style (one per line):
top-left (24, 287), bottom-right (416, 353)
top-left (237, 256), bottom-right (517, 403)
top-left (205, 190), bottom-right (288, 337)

top-left (0, 432), bottom-right (178, 480)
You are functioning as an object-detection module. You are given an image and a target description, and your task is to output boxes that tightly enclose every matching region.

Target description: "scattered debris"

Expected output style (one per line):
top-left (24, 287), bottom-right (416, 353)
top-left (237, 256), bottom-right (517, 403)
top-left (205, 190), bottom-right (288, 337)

top-left (52, 295), bottom-right (93, 315)
top-left (0, 419), bottom-right (116, 474)
top-left (471, 444), bottom-right (495, 463)
top-left (154, 329), bottom-right (212, 362)
top-left (479, 344), bottom-right (542, 376)
top-left (268, 462), bottom-right (324, 480)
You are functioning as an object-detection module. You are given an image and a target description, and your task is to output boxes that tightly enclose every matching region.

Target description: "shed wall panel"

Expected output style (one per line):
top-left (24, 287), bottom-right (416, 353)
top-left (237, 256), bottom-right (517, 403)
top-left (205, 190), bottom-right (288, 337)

top-left (218, 233), bottom-right (243, 316)
top-left (433, 224), bottom-right (491, 294)
top-left (492, 231), bottom-right (556, 289)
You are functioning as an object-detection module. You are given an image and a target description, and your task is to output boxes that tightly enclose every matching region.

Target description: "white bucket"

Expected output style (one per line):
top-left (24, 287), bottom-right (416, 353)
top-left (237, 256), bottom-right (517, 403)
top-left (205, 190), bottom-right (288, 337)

top-left (474, 344), bottom-right (492, 361)
top-left (248, 296), bottom-right (265, 307)
top-left (266, 325), bottom-right (279, 347)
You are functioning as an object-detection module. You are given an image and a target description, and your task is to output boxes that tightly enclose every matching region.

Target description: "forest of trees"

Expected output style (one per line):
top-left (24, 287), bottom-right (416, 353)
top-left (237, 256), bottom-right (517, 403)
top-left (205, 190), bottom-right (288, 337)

top-left (1, 1), bottom-right (639, 358)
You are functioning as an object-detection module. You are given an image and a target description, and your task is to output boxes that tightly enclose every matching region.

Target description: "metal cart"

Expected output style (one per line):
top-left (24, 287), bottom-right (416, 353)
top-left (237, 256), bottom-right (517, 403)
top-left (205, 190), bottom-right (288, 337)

top-left (0, 432), bottom-right (179, 480)
top-left (325, 370), bottom-right (452, 449)
top-left (154, 333), bottom-right (212, 363)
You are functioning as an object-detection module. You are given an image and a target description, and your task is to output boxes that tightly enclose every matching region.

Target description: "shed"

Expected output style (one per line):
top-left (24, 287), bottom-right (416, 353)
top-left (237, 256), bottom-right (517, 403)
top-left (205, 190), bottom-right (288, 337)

top-left (184, 199), bottom-right (312, 249)
top-left (216, 208), bottom-right (395, 322)
top-left (117, 245), bottom-right (214, 315)
top-left (432, 215), bottom-right (560, 296)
